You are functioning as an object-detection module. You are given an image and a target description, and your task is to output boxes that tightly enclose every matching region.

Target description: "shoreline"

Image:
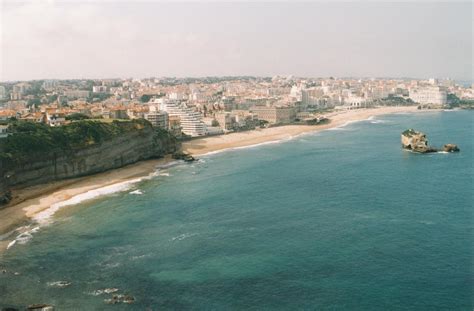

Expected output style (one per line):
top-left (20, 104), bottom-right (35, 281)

top-left (182, 106), bottom-right (423, 156)
top-left (0, 106), bottom-right (434, 253)
top-left (0, 156), bottom-right (176, 253)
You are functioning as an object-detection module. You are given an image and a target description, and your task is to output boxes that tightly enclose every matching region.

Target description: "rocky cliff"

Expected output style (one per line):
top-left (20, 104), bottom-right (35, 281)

top-left (0, 120), bottom-right (179, 205)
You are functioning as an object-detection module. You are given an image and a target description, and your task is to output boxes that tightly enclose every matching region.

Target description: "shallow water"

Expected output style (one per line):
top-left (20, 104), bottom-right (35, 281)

top-left (0, 111), bottom-right (472, 310)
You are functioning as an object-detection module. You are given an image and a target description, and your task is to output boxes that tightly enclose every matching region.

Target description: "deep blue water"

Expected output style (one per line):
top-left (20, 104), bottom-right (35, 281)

top-left (0, 111), bottom-right (472, 310)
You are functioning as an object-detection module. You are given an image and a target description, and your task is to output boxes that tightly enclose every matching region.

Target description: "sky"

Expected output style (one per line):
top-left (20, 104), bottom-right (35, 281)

top-left (0, 0), bottom-right (472, 81)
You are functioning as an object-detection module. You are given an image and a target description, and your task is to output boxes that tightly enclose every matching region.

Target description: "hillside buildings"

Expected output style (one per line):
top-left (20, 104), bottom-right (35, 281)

top-left (409, 86), bottom-right (447, 106)
top-left (251, 106), bottom-right (296, 124)
top-left (0, 76), bottom-right (471, 138)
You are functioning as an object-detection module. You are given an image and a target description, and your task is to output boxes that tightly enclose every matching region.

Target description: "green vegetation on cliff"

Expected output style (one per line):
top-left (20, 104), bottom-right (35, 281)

top-left (0, 119), bottom-right (175, 163)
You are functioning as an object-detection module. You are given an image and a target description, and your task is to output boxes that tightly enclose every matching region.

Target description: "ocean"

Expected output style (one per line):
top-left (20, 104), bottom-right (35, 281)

top-left (0, 110), bottom-right (472, 310)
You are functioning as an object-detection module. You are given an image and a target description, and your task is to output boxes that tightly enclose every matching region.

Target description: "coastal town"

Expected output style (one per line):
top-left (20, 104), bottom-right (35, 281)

top-left (0, 77), bottom-right (472, 139)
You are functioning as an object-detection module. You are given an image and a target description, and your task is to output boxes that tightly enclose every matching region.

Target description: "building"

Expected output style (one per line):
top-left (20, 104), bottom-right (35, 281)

top-left (145, 109), bottom-right (169, 129)
top-left (110, 108), bottom-right (128, 119)
top-left (158, 99), bottom-right (207, 137)
top-left (0, 110), bottom-right (16, 121)
top-left (343, 95), bottom-right (373, 109)
top-left (0, 125), bottom-right (8, 138)
top-left (19, 112), bottom-right (45, 123)
top-left (46, 112), bottom-right (67, 127)
top-left (42, 80), bottom-right (58, 90)
top-left (13, 83), bottom-right (30, 95)
top-left (92, 85), bottom-right (108, 93)
top-left (409, 87), bottom-right (447, 105)
top-left (251, 106), bottom-right (296, 124)
top-left (0, 86), bottom-right (6, 100)
top-left (168, 115), bottom-right (182, 138)
top-left (214, 112), bottom-right (234, 130)
top-left (168, 92), bottom-right (187, 100)
top-left (64, 90), bottom-right (90, 99)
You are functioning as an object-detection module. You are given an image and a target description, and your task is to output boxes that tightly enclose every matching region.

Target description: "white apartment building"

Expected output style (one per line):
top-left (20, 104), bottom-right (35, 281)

top-left (145, 105), bottom-right (169, 129)
top-left (409, 87), bottom-right (447, 105)
top-left (0, 86), bottom-right (6, 100)
top-left (92, 85), bottom-right (108, 93)
top-left (42, 80), bottom-right (58, 90)
top-left (157, 99), bottom-right (207, 137)
top-left (168, 92), bottom-right (188, 100)
top-left (64, 90), bottom-right (91, 99)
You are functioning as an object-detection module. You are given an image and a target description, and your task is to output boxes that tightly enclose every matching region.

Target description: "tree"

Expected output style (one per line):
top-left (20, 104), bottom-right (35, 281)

top-left (140, 94), bottom-right (152, 103)
top-left (27, 98), bottom-right (41, 108)
top-left (66, 113), bottom-right (91, 121)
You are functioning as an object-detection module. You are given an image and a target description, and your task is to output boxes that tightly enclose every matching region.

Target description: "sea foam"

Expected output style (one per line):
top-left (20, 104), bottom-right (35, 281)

top-left (7, 226), bottom-right (40, 249)
top-left (33, 177), bottom-right (144, 225)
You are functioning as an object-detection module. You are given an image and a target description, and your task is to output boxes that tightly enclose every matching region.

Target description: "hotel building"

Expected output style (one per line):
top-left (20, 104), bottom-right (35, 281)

top-left (157, 99), bottom-right (207, 137)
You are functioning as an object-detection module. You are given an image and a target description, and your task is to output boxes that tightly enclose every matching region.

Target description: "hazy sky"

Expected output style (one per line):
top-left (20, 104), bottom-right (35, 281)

top-left (1, 0), bottom-right (472, 81)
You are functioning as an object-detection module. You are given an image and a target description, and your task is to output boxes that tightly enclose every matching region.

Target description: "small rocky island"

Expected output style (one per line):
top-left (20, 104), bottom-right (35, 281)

top-left (401, 129), bottom-right (460, 153)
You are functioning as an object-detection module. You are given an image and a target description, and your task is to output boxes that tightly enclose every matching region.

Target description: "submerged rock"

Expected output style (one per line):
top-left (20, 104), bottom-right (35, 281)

top-left (442, 144), bottom-right (460, 152)
top-left (26, 304), bottom-right (54, 311)
top-left (104, 294), bottom-right (135, 305)
top-left (172, 151), bottom-right (196, 162)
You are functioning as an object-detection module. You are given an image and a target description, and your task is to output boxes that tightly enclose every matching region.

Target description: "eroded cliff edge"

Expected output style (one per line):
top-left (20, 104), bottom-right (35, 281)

top-left (0, 119), bottom-right (179, 206)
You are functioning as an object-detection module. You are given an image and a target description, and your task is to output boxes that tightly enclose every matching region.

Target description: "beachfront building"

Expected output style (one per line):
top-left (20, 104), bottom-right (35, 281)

top-left (157, 99), bottom-right (207, 137)
top-left (145, 106), bottom-right (169, 129)
top-left (251, 106), bottom-right (296, 124)
top-left (409, 86), bottom-right (447, 105)
top-left (342, 94), bottom-right (374, 109)
top-left (214, 112), bottom-right (235, 130)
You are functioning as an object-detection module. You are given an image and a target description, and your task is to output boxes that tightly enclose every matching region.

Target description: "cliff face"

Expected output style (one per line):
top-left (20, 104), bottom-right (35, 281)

top-left (0, 121), bottom-right (178, 204)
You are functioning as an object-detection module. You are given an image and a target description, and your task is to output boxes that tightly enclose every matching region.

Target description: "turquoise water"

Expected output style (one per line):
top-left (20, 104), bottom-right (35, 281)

top-left (0, 111), bottom-right (472, 310)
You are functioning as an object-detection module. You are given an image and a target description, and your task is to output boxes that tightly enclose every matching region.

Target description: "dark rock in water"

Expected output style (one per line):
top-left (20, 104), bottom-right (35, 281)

top-left (0, 190), bottom-right (12, 205)
top-left (172, 151), bottom-right (196, 162)
top-left (104, 294), bottom-right (135, 305)
top-left (26, 304), bottom-right (54, 311)
top-left (443, 144), bottom-right (460, 152)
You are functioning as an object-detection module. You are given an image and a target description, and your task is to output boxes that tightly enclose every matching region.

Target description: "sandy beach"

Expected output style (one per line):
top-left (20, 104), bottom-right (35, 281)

top-left (183, 106), bottom-right (420, 155)
top-left (0, 106), bottom-right (422, 253)
top-left (0, 157), bottom-right (174, 252)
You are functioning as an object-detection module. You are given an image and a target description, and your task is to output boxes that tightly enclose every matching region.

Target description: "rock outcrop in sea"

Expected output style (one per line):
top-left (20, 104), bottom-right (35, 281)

top-left (401, 129), bottom-right (460, 153)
